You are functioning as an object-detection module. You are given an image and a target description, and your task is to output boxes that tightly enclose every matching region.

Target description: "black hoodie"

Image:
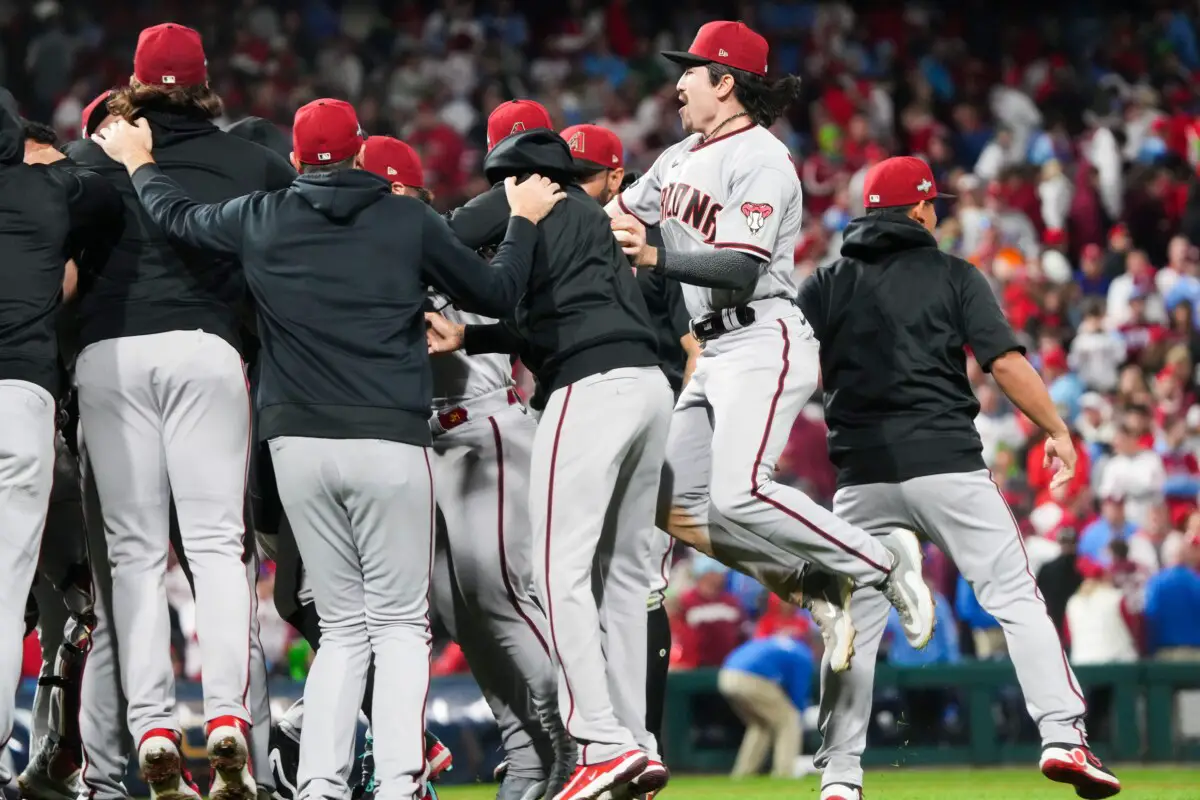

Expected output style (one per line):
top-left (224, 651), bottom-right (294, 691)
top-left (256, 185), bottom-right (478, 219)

top-left (63, 107), bottom-right (296, 355)
top-left (128, 163), bottom-right (541, 447)
top-left (451, 130), bottom-right (660, 398)
top-left (0, 89), bottom-right (122, 398)
top-left (797, 211), bottom-right (1024, 487)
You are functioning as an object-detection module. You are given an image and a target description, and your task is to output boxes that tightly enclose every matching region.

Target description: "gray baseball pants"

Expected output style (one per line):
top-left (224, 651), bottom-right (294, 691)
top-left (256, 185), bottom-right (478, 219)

top-left (269, 436), bottom-right (434, 800)
top-left (0, 380), bottom-right (57, 760)
top-left (429, 399), bottom-right (569, 779)
top-left (530, 367), bottom-right (672, 766)
top-left (815, 469), bottom-right (1089, 789)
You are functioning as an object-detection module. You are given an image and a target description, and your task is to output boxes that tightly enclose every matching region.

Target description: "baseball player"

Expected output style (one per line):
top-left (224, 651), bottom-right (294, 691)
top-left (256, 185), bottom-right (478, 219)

top-left (796, 157), bottom-right (1120, 800)
top-left (358, 135), bottom-right (574, 800)
top-left (62, 23), bottom-right (295, 800)
top-left (561, 126), bottom-right (694, 759)
top-left (425, 127), bottom-right (673, 800)
top-left (607, 20), bottom-right (934, 661)
top-left (0, 87), bottom-right (121, 796)
top-left (93, 97), bottom-right (563, 800)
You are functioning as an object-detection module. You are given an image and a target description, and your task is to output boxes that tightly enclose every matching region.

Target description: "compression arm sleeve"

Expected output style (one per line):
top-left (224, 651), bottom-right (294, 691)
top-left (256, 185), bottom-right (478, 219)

top-left (654, 248), bottom-right (761, 290)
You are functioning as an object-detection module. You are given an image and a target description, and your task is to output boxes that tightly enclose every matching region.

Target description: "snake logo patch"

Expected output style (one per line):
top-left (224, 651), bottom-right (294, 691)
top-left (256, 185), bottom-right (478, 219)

top-left (741, 202), bottom-right (774, 236)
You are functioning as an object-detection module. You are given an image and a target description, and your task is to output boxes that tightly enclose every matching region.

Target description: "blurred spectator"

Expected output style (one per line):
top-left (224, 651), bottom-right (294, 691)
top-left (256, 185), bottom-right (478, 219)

top-left (1130, 503), bottom-right (1187, 574)
top-left (955, 575), bottom-right (1004, 659)
top-left (1076, 244), bottom-right (1111, 298)
top-left (1079, 495), bottom-right (1139, 566)
top-left (753, 595), bottom-right (813, 642)
top-left (1143, 532), bottom-right (1200, 659)
top-left (1065, 559), bottom-right (1140, 665)
top-left (718, 634), bottom-right (814, 779)
top-left (1037, 526), bottom-right (1084, 642)
top-left (1040, 345), bottom-right (1086, 426)
top-left (975, 382), bottom-right (1023, 468)
top-left (673, 555), bottom-right (746, 669)
top-left (1097, 425), bottom-right (1166, 526)
top-left (1158, 417), bottom-right (1200, 526)
top-left (1069, 304), bottom-right (1126, 393)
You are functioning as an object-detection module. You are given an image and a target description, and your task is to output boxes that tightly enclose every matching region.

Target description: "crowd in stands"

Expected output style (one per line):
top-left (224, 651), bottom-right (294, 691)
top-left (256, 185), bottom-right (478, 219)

top-left (13, 0), bottom-right (1200, 699)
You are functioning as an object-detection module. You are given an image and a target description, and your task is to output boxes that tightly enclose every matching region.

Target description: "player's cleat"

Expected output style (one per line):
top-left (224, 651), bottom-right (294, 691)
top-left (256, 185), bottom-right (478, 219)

top-left (1040, 743), bottom-right (1121, 799)
top-left (425, 731), bottom-right (453, 782)
top-left (553, 751), bottom-right (647, 800)
top-left (352, 734), bottom-right (376, 800)
top-left (495, 774), bottom-right (547, 800)
top-left (820, 783), bottom-right (862, 800)
top-left (17, 735), bottom-right (83, 800)
top-left (546, 753), bottom-right (576, 800)
top-left (267, 723), bottom-right (300, 800)
top-left (206, 716), bottom-right (258, 800)
top-left (878, 528), bottom-right (936, 649)
top-left (800, 573), bottom-right (857, 673)
top-left (139, 730), bottom-right (202, 800)
top-left (627, 760), bottom-right (668, 797)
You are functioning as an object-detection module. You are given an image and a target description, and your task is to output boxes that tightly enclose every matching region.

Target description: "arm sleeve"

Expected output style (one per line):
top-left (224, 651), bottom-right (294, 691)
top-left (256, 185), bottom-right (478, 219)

top-left (654, 248), bottom-right (759, 290)
top-left (463, 320), bottom-right (526, 356)
top-left (130, 163), bottom-right (246, 255)
top-left (711, 166), bottom-right (793, 260)
top-left (957, 264), bottom-right (1025, 371)
top-left (420, 204), bottom-right (536, 318)
top-left (796, 270), bottom-right (826, 341)
top-left (609, 149), bottom-right (667, 225)
top-left (447, 185), bottom-right (512, 251)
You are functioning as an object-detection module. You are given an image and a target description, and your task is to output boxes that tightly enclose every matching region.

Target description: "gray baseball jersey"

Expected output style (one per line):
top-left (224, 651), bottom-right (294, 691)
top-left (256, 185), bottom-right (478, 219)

top-left (616, 125), bottom-right (803, 318)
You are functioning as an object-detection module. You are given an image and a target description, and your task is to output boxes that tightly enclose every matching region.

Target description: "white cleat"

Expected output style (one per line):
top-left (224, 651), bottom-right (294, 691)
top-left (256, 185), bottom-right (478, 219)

top-left (17, 735), bottom-right (83, 800)
top-left (801, 574), bottom-right (857, 673)
top-left (879, 528), bottom-right (936, 649)
top-left (138, 733), bottom-right (201, 800)
top-left (821, 784), bottom-right (862, 800)
top-left (206, 717), bottom-right (257, 800)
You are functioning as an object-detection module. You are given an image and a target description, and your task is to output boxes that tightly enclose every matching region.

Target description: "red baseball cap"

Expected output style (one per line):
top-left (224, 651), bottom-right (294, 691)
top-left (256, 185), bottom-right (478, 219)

top-left (81, 90), bottom-right (113, 138)
top-left (662, 20), bottom-right (769, 78)
top-left (560, 124), bottom-right (623, 170)
top-left (361, 136), bottom-right (424, 188)
top-left (486, 100), bottom-right (552, 151)
top-left (133, 23), bottom-right (208, 87)
top-left (292, 98), bottom-right (365, 166)
top-left (862, 156), bottom-right (953, 209)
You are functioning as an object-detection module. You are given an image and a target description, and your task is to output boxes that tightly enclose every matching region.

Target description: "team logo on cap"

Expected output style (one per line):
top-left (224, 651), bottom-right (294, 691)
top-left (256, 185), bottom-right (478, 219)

top-left (741, 202), bottom-right (773, 235)
top-left (612, 154), bottom-right (619, 164)
top-left (917, 179), bottom-right (932, 193)
top-left (387, 167), bottom-right (397, 176)
top-left (718, 48), bottom-right (729, 57)
top-left (510, 121), bottom-right (526, 135)
top-left (162, 75), bottom-right (176, 84)
top-left (317, 152), bottom-right (331, 161)
top-left (568, 130), bottom-right (584, 153)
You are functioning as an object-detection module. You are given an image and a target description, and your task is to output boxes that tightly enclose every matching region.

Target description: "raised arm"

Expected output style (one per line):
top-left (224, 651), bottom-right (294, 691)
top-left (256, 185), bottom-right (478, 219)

top-left (420, 176), bottom-right (565, 318)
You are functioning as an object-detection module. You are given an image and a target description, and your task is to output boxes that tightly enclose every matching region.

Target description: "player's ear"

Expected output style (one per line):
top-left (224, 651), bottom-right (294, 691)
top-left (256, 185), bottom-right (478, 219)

top-left (289, 151), bottom-right (300, 172)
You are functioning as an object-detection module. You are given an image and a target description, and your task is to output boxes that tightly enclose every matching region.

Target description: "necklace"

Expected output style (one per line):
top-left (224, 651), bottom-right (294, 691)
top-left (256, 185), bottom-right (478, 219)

top-left (702, 111), bottom-right (749, 143)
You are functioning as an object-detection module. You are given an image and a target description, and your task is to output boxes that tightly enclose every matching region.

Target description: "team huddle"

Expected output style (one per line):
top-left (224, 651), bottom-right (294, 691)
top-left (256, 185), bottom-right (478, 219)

top-left (0, 14), bottom-right (1124, 800)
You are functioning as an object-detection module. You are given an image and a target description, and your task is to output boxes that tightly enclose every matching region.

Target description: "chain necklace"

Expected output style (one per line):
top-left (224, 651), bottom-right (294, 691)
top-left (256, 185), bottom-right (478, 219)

top-left (702, 111), bottom-right (749, 143)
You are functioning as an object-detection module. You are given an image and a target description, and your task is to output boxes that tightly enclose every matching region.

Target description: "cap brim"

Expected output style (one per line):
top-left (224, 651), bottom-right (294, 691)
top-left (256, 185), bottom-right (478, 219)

top-left (935, 191), bottom-right (956, 200)
top-left (661, 50), bottom-right (711, 68)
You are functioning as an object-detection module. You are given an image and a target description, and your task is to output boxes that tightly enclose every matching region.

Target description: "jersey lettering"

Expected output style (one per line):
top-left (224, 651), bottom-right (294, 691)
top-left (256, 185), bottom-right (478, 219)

top-left (660, 182), bottom-right (722, 244)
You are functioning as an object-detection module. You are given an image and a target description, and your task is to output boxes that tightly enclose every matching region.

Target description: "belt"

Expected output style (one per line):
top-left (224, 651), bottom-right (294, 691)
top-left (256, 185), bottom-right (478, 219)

top-left (430, 387), bottom-right (520, 435)
top-left (689, 297), bottom-right (800, 343)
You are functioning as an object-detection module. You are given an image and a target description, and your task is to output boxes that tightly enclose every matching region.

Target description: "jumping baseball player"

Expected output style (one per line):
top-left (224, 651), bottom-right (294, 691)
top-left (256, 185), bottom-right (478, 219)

top-left (93, 97), bottom-right (564, 800)
top-left (562, 128), bottom-right (694, 759)
top-left (425, 128), bottom-right (673, 800)
top-left (357, 135), bottom-right (574, 800)
top-left (62, 23), bottom-right (295, 800)
top-left (607, 21), bottom-right (934, 661)
top-left (0, 86), bottom-right (121, 796)
top-left (796, 157), bottom-right (1120, 800)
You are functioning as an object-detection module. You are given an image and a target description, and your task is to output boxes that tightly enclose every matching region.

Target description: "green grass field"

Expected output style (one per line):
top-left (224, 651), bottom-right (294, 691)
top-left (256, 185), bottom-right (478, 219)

top-left (434, 768), bottom-right (1200, 799)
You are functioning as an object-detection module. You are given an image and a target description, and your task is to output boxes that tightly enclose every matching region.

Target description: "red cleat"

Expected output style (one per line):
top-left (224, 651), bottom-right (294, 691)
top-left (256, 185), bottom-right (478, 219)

top-left (425, 732), bottom-right (453, 782)
top-left (553, 751), bottom-right (648, 800)
top-left (628, 760), bottom-right (669, 796)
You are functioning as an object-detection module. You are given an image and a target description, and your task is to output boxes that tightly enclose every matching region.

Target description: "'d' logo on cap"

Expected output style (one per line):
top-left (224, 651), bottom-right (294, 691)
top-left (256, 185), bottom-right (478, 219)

top-left (568, 130), bottom-right (584, 153)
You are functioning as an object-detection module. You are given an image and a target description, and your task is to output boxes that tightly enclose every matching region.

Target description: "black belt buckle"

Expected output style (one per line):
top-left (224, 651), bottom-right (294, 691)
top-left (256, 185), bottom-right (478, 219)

top-left (689, 305), bottom-right (757, 343)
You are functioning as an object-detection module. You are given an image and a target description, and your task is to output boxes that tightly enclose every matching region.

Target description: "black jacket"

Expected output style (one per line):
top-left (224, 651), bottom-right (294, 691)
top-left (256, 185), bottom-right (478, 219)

top-left (129, 164), bottom-right (539, 447)
top-left (637, 253), bottom-right (690, 394)
top-left (0, 91), bottom-right (122, 399)
top-left (451, 130), bottom-right (660, 398)
top-left (797, 212), bottom-right (1024, 486)
top-left (63, 107), bottom-right (295, 355)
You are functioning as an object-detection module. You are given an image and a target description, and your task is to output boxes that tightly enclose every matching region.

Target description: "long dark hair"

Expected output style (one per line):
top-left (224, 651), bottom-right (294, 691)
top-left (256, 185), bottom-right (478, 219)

top-left (706, 64), bottom-right (802, 128)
